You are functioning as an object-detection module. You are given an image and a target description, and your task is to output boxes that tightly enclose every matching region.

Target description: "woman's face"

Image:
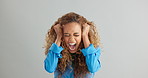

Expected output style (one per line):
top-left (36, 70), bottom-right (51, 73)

top-left (63, 22), bottom-right (82, 53)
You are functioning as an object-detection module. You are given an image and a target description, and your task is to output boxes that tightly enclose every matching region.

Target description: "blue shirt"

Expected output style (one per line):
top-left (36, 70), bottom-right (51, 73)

top-left (44, 43), bottom-right (101, 78)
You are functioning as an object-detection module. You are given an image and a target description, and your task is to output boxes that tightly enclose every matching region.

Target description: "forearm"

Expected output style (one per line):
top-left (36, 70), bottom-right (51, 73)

top-left (55, 36), bottom-right (62, 46)
top-left (86, 54), bottom-right (101, 73)
top-left (44, 43), bottom-right (63, 73)
top-left (82, 34), bottom-right (90, 48)
top-left (81, 44), bottom-right (101, 73)
top-left (44, 51), bottom-right (59, 73)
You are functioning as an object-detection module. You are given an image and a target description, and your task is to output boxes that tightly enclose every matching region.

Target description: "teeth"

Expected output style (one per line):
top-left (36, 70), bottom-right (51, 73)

top-left (69, 43), bottom-right (76, 45)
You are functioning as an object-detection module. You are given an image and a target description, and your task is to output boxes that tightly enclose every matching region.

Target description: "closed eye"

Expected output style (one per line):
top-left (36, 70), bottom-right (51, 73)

top-left (74, 35), bottom-right (79, 37)
top-left (74, 33), bottom-right (79, 37)
top-left (64, 33), bottom-right (70, 37)
top-left (64, 35), bottom-right (70, 37)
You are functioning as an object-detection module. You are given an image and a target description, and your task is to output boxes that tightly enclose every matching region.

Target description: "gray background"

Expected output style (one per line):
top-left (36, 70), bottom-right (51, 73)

top-left (0, 0), bottom-right (148, 78)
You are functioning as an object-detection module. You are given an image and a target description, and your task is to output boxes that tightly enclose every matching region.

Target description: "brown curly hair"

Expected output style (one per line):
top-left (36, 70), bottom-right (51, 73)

top-left (43, 12), bottom-right (101, 78)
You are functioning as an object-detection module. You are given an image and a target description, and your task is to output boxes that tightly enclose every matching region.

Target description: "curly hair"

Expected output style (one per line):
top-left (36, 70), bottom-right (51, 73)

top-left (43, 12), bottom-right (101, 78)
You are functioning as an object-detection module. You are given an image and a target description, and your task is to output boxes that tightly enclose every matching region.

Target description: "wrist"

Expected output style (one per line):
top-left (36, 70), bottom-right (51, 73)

top-left (82, 34), bottom-right (90, 48)
top-left (82, 33), bottom-right (88, 37)
top-left (57, 35), bottom-right (62, 39)
top-left (55, 37), bottom-right (62, 46)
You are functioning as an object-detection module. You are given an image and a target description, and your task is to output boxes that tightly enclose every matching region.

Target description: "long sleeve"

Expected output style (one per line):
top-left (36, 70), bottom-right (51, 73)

top-left (44, 43), bottom-right (64, 73)
top-left (80, 44), bottom-right (101, 73)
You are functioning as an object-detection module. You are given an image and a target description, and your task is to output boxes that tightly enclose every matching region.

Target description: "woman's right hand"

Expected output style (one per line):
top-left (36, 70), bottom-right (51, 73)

top-left (53, 24), bottom-right (63, 46)
top-left (53, 24), bottom-right (63, 38)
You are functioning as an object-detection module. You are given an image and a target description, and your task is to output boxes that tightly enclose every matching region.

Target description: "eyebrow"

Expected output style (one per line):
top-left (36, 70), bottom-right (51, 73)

top-left (64, 32), bottom-right (79, 34)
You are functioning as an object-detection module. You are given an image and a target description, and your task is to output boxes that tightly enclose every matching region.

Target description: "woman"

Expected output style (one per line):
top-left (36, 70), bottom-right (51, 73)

top-left (43, 12), bottom-right (101, 78)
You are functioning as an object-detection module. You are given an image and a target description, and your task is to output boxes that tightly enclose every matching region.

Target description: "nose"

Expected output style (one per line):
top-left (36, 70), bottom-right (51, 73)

top-left (69, 36), bottom-right (75, 43)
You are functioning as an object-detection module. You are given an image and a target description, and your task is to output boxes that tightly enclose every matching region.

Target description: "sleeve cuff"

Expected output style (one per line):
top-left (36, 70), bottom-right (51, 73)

top-left (48, 43), bottom-right (64, 54)
top-left (80, 44), bottom-right (100, 56)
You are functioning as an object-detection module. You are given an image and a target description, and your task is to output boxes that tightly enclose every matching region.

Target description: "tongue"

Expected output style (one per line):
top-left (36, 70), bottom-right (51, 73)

top-left (69, 45), bottom-right (75, 50)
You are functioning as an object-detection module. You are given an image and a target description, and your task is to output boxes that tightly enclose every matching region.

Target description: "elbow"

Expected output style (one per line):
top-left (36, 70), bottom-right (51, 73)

top-left (89, 68), bottom-right (97, 73)
top-left (45, 67), bottom-right (55, 73)
top-left (44, 64), bottom-right (55, 73)
top-left (88, 64), bottom-right (101, 73)
top-left (44, 60), bottom-right (55, 73)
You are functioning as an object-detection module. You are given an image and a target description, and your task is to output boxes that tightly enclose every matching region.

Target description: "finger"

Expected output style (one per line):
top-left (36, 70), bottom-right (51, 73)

top-left (83, 23), bottom-right (88, 27)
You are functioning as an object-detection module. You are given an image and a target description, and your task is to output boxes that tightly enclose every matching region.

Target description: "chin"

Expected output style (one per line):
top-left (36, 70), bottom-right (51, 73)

top-left (69, 51), bottom-right (76, 53)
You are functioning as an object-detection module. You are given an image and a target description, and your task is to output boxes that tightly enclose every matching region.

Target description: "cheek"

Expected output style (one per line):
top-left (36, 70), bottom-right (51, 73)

top-left (76, 37), bottom-right (81, 43)
top-left (63, 37), bottom-right (69, 43)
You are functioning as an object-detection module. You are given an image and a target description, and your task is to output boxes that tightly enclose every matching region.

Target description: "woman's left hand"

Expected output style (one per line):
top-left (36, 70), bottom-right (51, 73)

top-left (82, 23), bottom-right (90, 36)
top-left (82, 23), bottom-right (90, 48)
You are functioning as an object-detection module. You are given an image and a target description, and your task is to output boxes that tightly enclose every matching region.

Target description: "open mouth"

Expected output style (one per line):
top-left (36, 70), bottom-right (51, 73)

top-left (68, 43), bottom-right (76, 51)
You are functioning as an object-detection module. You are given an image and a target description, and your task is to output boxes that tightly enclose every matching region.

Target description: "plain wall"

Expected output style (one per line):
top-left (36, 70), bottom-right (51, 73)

top-left (0, 0), bottom-right (148, 78)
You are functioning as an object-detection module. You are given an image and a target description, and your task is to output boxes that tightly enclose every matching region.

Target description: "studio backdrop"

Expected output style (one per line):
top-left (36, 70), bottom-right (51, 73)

top-left (0, 0), bottom-right (148, 78)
